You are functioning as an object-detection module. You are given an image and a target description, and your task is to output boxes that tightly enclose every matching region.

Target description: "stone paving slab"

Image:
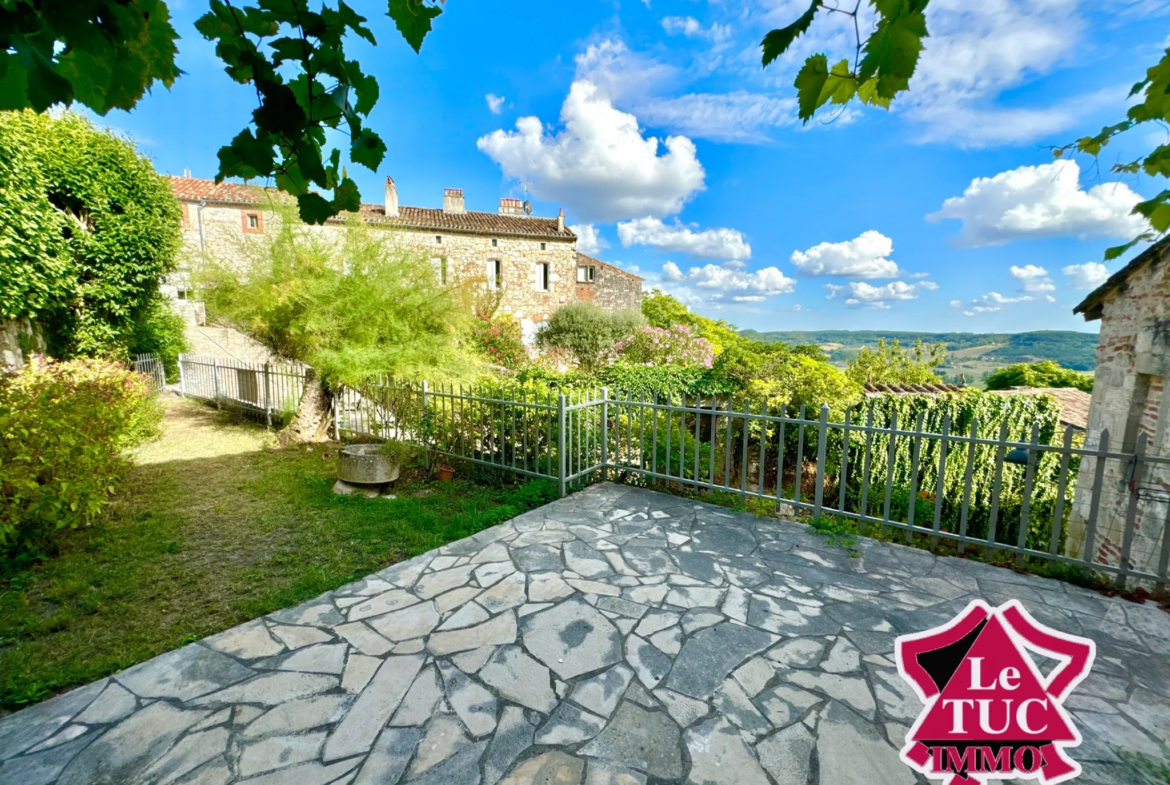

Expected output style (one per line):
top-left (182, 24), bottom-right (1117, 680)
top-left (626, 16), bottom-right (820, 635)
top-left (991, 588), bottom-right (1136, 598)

top-left (2, 482), bottom-right (1169, 785)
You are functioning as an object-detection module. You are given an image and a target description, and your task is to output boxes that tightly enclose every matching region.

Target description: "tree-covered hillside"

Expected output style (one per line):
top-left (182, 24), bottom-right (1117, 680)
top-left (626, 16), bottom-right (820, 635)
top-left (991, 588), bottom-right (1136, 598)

top-left (740, 330), bottom-right (1099, 372)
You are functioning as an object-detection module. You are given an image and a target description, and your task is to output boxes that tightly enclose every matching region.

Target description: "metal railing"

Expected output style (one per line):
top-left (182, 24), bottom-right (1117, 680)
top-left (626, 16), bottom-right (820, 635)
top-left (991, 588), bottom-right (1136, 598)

top-left (132, 353), bottom-right (166, 390)
top-left (337, 379), bottom-right (1170, 591)
top-left (176, 353), bottom-right (308, 426)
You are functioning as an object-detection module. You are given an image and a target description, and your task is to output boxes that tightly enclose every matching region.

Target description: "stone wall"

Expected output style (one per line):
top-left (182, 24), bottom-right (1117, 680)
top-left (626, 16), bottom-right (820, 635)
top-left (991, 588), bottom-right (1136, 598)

top-left (1068, 247), bottom-right (1170, 578)
top-left (177, 202), bottom-right (581, 338)
top-left (0, 317), bottom-right (45, 369)
top-left (575, 258), bottom-right (643, 313)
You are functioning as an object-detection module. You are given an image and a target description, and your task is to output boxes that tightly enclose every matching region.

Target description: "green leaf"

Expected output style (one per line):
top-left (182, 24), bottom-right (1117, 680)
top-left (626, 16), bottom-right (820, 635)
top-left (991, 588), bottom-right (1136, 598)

top-left (386, 0), bottom-right (443, 54)
top-left (858, 5), bottom-right (927, 99)
top-left (794, 54), bottom-right (830, 123)
top-left (350, 129), bottom-right (387, 171)
top-left (1104, 233), bottom-right (1153, 261)
top-left (822, 59), bottom-right (858, 106)
top-left (761, 0), bottom-right (820, 68)
top-left (1134, 192), bottom-right (1170, 232)
top-left (297, 192), bottom-right (334, 225)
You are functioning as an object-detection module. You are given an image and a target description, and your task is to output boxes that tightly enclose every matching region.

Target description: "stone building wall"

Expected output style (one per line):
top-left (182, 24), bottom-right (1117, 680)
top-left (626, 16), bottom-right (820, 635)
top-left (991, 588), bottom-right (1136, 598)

top-left (0, 317), bottom-right (45, 369)
top-left (574, 255), bottom-right (643, 313)
top-left (1068, 247), bottom-right (1170, 578)
top-left (177, 202), bottom-right (581, 337)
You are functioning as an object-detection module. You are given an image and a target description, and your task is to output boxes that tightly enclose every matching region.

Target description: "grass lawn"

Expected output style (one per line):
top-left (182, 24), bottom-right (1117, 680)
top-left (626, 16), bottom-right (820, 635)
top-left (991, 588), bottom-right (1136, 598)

top-left (0, 397), bottom-right (556, 713)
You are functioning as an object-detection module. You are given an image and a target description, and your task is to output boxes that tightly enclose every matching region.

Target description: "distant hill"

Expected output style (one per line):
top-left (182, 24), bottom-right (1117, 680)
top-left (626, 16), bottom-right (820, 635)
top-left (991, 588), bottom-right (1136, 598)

top-left (738, 329), bottom-right (1099, 377)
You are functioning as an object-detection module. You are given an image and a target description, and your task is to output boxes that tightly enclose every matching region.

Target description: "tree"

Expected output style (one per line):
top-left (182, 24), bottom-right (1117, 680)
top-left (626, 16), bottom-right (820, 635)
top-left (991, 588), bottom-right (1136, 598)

top-left (0, 109), bottom-right (184, 367)
top-left (536, 303), bottom-right (644, 373)
top-left (761, 2), bottom-right (1164, 259)
top-left (196, 203), bottom-right (474, 441)
top-left (1, 0), bottom-right (443, 224)
top-left (845, 338), bottom-right (945, 386)
top-left (984, 361), bottom-right (1093, 394)
top-left (642, 289), bottom-right (743, 355)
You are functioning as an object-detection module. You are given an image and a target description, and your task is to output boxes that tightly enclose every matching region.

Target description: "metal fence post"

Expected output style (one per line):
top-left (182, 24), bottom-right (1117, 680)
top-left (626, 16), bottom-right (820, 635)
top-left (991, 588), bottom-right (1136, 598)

top-left (212, 357), bottom-right (221, 409)
top-left (264, 362), bottom-right (272, 428)
top-left (600, 387), bottom-right (609, 481)
top-left (1116, 431), bottom-right (1148, 589)
top-left (178, 353), bottom-right (187, 397)
top-left (813, 405), bottom-right (828, 519)
top-left (558, 393), bottom-right (567, 497)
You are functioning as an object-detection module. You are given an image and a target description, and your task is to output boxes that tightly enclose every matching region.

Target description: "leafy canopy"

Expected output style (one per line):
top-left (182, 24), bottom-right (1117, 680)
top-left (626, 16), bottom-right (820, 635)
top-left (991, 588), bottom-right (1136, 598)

top-left (845, 338), bottom-right (945, 386)
top-left (984, 361), bottom-right (1094, 394)
top-left (195, 203), bottom-right (473, 385)
top-left (0, 109), bottom-right (183, 362)
top-left (536, 303), bottom-right (645, 374)
top-left (642, 289), bottom-right (743, 355)
top-left (0, 0), bottom-right (443, 224)
top-left (761, 0), bottom-right (930, 123)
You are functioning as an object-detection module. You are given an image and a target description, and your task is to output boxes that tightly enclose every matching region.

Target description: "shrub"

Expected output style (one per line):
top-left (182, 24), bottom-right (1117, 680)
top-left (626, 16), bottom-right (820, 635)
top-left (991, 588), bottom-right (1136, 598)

top-left (984, 361), bottom-right (1093, 393)
top-left (641, 290), bottom-right (742, 355)
top-left (128, 296), bottom-right (188, 382)
top-left (0, 358), bottom-right (162, 551)
top-left (537, 303), bottom-right (644, 372)
top-left (846, 338), bottom-right (945, 386)
top-left (469, 315), bottom-right (528, 369)
top-left (612, 325), bottom-right (714, 369)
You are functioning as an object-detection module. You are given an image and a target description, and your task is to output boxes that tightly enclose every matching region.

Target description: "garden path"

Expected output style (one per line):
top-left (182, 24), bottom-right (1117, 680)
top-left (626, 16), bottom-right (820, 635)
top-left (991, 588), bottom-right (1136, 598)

top-left (1, 483), bottom-right (1168, 785)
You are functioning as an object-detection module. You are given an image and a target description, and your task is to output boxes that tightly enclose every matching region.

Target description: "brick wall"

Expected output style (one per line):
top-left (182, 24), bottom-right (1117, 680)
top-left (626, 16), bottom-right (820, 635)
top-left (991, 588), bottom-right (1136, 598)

top-left (1068, 247), bottom-right (1170, 579)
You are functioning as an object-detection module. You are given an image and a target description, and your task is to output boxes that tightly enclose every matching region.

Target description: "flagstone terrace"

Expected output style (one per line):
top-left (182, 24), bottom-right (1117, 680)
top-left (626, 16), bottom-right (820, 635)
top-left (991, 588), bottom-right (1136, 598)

top-left (0, 483), bottom-right (1167, 785)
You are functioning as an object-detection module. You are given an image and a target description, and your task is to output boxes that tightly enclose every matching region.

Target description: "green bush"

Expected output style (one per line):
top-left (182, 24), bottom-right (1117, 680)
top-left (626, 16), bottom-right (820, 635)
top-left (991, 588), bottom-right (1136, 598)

top-left (469, 315), bottom-right (528, 369)
top-left (536, 303), bottom-right (644, 372)
top-left (846, 338), bottom-right (946, 385)
top-left (0, 110), bottom-right (181, 360)
top-left (984, 361), bottom-right (1093, 393)
top-left (0, 357), bottom-right (162, 552)
top-left (128, 296), bottom-right (188, 382)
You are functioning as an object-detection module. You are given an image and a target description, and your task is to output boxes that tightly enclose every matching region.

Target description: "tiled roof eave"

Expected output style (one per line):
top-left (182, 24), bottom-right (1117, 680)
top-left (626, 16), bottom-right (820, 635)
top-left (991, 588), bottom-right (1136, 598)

top-left (354, 216), bottom-right (574, 241)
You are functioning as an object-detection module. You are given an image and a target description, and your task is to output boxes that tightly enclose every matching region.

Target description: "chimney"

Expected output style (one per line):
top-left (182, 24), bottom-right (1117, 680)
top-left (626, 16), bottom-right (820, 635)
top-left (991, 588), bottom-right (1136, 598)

top-left (384, 176), bottom-right (399, 218)
top-left (499, 197), bottom-right (523, 216)
top-left (443, 188), bottom-right (465, 214)
top-left (557, 208), bottom-right (564, 233)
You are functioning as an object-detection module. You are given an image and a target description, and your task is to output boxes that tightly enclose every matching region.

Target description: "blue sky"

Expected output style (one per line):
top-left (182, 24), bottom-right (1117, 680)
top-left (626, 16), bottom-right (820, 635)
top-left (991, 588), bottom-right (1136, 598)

top-left (105, 0), bottom-right (1170, 334)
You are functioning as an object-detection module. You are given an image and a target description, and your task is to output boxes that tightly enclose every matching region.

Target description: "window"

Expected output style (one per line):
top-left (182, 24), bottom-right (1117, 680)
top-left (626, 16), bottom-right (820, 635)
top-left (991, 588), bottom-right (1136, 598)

top-left (176, 289), bottom-right (189, 301)
top-left (431, 257), bottom-right (449, 285)
top-left (435, 235), bottom-right (442, 244)
top-left (242, 211), bottom-right (263, 233)
top-left (540, 242), bottom-right (546, 251)
top-left (536, 262), bottom-right (550, 292)
top-left (486, 260), bottom-right (502, 290)
top-left (577, 265), bottom-right (596, 283)
top-left (491, 238), bottom-right (498, 247)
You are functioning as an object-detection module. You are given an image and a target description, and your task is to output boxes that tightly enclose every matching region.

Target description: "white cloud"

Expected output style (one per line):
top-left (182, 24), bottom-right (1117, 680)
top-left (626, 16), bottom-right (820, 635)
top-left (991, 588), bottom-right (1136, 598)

top-left (477, 81), bottom-right (706, 224)
top-left (660, 261), bottom-right (795, 302)
top-left (485, 94), bottom-right (505, 114)
top-left (636, 92), bottom-right (797, 143)
top-left (919, 280), bottom-right (940, 290)
top-left (1010, 264), bottom-right (1055, 294)
top-left (1062, 261), bottom-right (1110, 290)
top-left (617, 217), bottom-right (750, 260)
top-left (570, 224), bottom-right (607, 256)
top-left (825, 280), bottom-right (919, 309)
top-left (661, 16), bottom-right (732, 42)
top-left (574, 39), bottom-right (676, 103)
top-left (927, 160), bottom-right (1147, 246)
top-left (964, 305), bottom-right (1002, 316)
top-left (949, 300), bottom-right (963, 307)
top-left (790, 230), bottom-right (900, 278)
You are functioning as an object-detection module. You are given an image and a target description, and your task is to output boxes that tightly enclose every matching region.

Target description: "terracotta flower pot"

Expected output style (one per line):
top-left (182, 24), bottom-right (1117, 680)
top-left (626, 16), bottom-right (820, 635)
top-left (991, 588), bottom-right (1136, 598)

top-left (436, 463), bottom-right (456, 482)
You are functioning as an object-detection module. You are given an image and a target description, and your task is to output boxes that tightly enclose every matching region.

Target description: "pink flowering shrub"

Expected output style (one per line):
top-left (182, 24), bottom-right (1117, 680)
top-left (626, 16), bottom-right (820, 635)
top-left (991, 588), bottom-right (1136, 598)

top-left (470, 315), bottom-right (529, 369)
top-left (611, 325), bottom-right (715, 369)
top-left (0, 357), bottom-right (162, 549)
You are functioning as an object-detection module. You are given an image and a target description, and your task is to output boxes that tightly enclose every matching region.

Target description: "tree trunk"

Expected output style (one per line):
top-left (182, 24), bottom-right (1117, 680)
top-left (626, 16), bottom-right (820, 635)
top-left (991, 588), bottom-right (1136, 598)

top-left (278, 368), bottom-right (334, 446)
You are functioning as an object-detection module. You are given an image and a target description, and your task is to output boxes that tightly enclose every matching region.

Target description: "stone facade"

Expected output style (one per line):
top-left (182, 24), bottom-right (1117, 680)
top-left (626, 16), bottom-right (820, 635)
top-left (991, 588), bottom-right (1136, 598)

top-left (1069, 240), bottom-right (1170, 579)
top-left (168, 177), bottom-right (642, 343)
top-left (0, 317), bottom-right (45, 369)
top-left (574, 253), bottom-right (643, 313)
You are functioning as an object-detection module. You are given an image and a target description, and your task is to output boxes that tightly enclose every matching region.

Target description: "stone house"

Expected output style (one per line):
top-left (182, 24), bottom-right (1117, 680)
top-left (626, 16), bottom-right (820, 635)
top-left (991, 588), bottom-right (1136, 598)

top-left (1069, 238), bottom-right (1170, 578)
top-left (166, 176), bottom-right (642, 344)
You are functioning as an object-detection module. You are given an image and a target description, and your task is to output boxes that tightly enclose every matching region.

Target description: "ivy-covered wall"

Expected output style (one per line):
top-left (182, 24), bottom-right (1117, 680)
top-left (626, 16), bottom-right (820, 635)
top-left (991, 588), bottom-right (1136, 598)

top-left (0, 110), bottom-right (183, 364)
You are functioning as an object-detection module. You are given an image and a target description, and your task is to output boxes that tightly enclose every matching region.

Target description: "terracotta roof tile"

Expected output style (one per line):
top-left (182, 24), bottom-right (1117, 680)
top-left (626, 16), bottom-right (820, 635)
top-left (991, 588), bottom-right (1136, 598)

top-left (862, 382), bottom-right (965, 396)
top-left (168, 176), bottom-right (575, 241)
top-left (990, 386), bottom-right (1092, 431)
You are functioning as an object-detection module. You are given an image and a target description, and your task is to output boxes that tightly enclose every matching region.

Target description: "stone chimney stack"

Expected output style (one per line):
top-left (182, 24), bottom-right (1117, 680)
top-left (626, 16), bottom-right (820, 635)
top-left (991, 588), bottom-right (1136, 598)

top-left (385, 176), bottom-right (399, 218)
top-left (499, 197), bottom-right (523, 216)
top-left (443, 188), bottom-right (465, 214)
top-left (557, 208), bottom-right (564, 233)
